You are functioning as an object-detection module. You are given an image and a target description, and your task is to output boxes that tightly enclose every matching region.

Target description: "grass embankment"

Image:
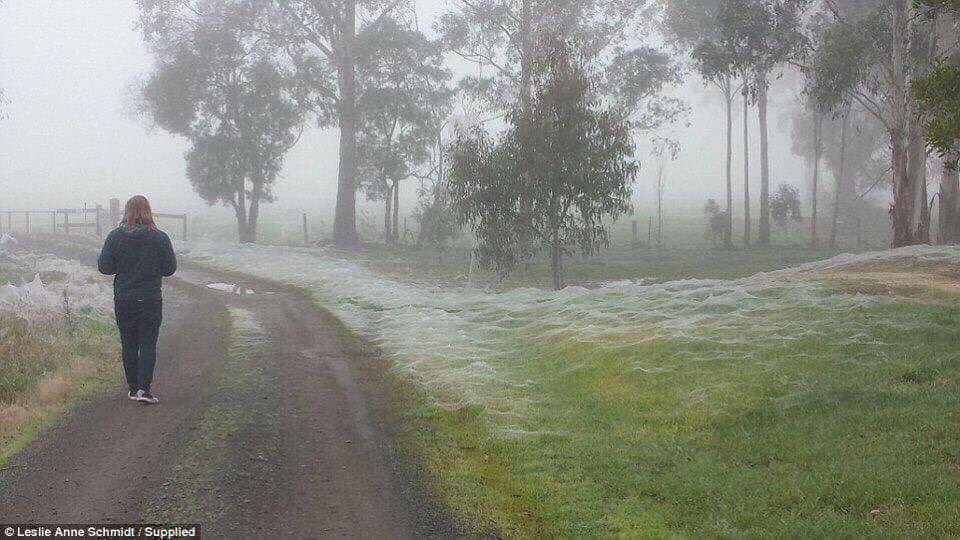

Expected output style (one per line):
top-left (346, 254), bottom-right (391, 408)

top-left (0, 317), bottom-right (119, 466)
top-left (388, 281), bottom-right (960, 536)
top-left (0, 255), bottom-right (119, 466)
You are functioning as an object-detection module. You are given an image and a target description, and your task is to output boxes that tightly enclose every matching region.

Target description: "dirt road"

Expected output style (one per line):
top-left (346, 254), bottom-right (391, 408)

top-left (0, 239), bottom-right (455, 538)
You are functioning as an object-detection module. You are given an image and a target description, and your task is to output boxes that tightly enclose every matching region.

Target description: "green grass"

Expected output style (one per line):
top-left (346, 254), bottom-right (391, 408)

top-left (337, 243), bottom-right (842, 290)
top-left (191, 205), bottom-right (880, 289)
top-left (302, 209), bottom-right (859, 289)
top-left (392, 299), bottom-right (960, 537)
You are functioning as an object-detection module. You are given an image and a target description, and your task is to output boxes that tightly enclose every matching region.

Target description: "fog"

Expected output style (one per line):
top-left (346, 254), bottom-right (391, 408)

top-left (0, 0), bottom-right (809, 219)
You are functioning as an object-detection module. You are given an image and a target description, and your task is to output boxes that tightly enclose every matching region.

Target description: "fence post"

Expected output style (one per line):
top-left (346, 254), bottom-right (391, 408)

top-left (631, 220), bottom-right (639, 249)
top-left (109, 198), bottom-right (120, 227)
top-left (25, 212), bottom-right (30, 234)
top-left (51, 211), bottom-right (56, 234)
top-left (302, 213), bottom-right (309, 245)
top-left (64, 211), bottom-right (69, 235)
top-left (182, 214), bottom-right (188, 242)
top-left (647, 216), bottom-right (652, 247)
top-left (95, 205), bottom-right (103, 238)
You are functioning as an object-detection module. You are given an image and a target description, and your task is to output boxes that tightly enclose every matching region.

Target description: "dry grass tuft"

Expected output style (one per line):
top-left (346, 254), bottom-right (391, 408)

top-left (0, 315), bottom-right (118, 461)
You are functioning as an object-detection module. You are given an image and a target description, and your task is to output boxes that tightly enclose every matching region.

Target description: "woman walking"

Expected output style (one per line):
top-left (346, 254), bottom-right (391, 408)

top-left (98, 195), bottom-right (177, 404)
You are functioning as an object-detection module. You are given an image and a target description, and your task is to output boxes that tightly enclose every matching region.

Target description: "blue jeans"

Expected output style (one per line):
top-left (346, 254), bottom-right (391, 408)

top-left (115, 297), bottom-right (163, 393)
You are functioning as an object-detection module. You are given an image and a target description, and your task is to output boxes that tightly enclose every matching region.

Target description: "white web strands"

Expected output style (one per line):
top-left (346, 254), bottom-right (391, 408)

top-left (0, 238), bottom-right (114, 323)
top-left (184, 242), bottom-right (960, 432)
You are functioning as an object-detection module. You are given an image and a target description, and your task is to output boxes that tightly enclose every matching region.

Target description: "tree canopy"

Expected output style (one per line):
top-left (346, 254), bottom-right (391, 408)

top-left (138, 0), bottom-right (309, 242)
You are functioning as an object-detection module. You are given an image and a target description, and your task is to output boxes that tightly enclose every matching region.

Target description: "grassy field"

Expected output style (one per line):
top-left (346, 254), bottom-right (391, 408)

top-left (392, 279), bottom-right (960, 536)
top-left (185, 210), bottom-right (960, 536)
top-left (221, 204), bottom-right (887, 289)
top-left (332, 242), bottom-right (842, 289)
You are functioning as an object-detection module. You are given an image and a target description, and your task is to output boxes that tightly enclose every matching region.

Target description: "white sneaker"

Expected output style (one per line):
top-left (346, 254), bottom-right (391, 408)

top-left (136, 389), bottom-right (159, 404)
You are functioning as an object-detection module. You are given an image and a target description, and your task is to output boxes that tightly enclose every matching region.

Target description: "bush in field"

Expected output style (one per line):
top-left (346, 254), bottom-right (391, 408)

top-left (415, 183), bottom-right (459, 262)
top-left (771, 183), bottom-right (803, 236)
top-left (703, 199), bottom-right (730, 247)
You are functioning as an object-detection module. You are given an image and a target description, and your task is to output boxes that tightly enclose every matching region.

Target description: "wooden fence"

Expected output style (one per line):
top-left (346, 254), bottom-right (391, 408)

top-left (0, 199), bottom-right (188, 242)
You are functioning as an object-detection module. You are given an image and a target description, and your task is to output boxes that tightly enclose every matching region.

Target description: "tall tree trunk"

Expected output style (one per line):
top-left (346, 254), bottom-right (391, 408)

top-left (742, 84), bottom-right (751, 247)
top-left (934, 11), bottom-right (960, 244)
top-left (723, 78), bottom-right (734, 248)
top-left (657, 165), bottom-right (664, 259)
top-left (940, 151), bottom-right (960, 244)
top-left (392, 178), bottom-right (400, 245)
top-left (907, 108), bottom-right (930, 244)
top-left (517, 0), bottom-right (534, 266)
top-left (829, 110), bottom-right (849, 249)
top-left (891, 127), bottom-right (915, 247)
top-left (890, 0), bottom-right (930, 247)
top-left (908, 6), bottom-right (933, 245)
top-left (235, 177), bottom-right (251, 243)
top-left (384, 183), bottom-right (393, 244)
top-left (247, 179), bottom-right (261, 244)
top-left (811, 113), bottom-right (822, 248)
top-left (332, 0), bottom-right (359, 248)
top-left (550, 232), bottom-right (563, 291)
top-left (757, 78), bottom-right (771, 246)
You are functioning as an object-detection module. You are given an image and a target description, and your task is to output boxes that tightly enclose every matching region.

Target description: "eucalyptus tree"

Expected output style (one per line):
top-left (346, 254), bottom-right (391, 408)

top-left (651, 137), bottom-right (680, 258)
top-left (793, 7), bottom-right (890, 250)
top-left (662, 0), bottom-right (739, 247)
top-left (439, 0), bottom-right (680, 268)
top-left (706, 0), bottom-right (808, 247)
top-left (912, 0), bottom-right (960, 243)
top-left (448, 42), bottom-right (638, 290)
top-left (262, 0), bottom-right (416, 247)
top-left (137, 0), bottom-right (309, 243)
top-left (810, 0), bottom-right (937, 246)
top-left (691, 7), bottom-right (755, 247)
top-left (354, 20), bottom-right (453, 245)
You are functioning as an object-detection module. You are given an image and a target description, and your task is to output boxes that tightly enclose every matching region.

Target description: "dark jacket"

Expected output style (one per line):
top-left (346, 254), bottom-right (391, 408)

top-left (98, 225), bottom-right (177, 301)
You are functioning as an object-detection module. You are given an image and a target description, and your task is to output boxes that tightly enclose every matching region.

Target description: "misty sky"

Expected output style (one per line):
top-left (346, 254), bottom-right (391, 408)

top-left (0, 0), bottom-right (807, 221)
